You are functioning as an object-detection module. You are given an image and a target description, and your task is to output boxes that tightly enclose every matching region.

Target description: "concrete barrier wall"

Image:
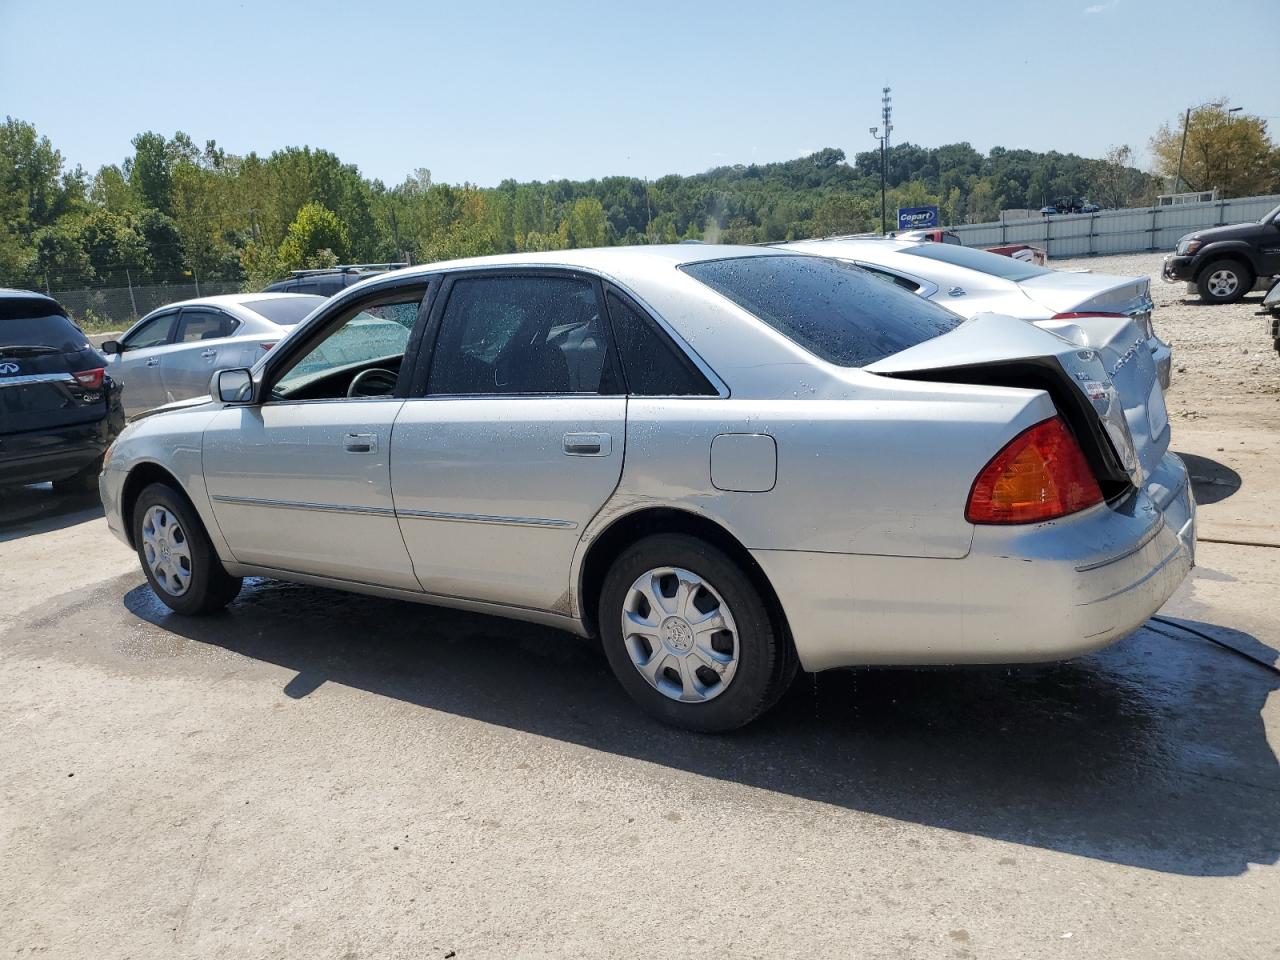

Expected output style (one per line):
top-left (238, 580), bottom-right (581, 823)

top-left (953, 194), bottom-right (1280, 258)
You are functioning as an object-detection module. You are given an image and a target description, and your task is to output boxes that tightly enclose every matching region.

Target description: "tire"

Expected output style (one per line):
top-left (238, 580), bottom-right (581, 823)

top-left (1197, 259), bottom-right (1254, 304)
top-left (598, 533), bottom-right (795, 732)
top-left (131, 482), bottom-right (242, 615)
top-left (51, 456), bottom-right (102, 495)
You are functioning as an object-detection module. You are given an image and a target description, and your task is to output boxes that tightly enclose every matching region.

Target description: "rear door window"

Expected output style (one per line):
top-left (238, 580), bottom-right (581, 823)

top-left (177, 309), bottom-right (235, 342)
top-left (426, 274), bottom-right (616, 395)
top-left (605, 291), bottom-right (716, 396)
top-left (681, 255), bottom-right (962, 367)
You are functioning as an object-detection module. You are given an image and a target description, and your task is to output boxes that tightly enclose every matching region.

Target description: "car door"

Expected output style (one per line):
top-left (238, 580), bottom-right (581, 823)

top-left (110, 309), bottom-right (180, 416)
top-left (160, 307), bottom-right (239, 403)
top-left (202, 283), bottom-right (430, 589)
top-left (389, 270), bottom-right (626, 611)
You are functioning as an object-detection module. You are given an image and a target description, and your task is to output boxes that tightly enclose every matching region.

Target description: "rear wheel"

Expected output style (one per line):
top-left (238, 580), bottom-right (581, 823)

top-left (1197, 259), bottom-right (1253, 304)
top-left (598, 533), bottom-right (794, 732)
top-left (131, 482), bottom-right (242, 615)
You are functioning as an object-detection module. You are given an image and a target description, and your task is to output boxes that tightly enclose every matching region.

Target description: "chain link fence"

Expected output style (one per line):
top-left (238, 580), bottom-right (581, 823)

top-left (43, 280), bottom-right (245, 331)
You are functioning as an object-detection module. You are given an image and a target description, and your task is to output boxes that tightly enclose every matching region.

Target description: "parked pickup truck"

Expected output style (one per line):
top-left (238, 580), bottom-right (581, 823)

top-left (1162, 202), bottom-right (1280, 304)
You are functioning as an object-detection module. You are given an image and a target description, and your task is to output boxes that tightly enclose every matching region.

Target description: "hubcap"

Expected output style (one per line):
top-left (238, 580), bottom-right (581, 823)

top-left (1208, 269), bottom-right (1239, 297)
top-left (621, 566), bottom-right (739, 703)
top-left (141, 505), bottom-right (192, 597)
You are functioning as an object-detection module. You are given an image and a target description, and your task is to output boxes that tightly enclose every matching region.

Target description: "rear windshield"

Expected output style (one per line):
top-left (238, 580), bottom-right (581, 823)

top-left (0, 299), bottom-right (87, 353)
top-left (681, 255), bottom-right (962, 367)
top-left (900, 242), bottom-right (1050, 281)
top-left (242, 295), bottom-right (326, 326)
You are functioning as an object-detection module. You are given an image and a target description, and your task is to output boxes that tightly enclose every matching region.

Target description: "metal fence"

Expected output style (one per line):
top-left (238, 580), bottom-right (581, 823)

top-left (951, 193), bottom-right (1280, 258)
top-left (47, 281), bottom-right (244, 330)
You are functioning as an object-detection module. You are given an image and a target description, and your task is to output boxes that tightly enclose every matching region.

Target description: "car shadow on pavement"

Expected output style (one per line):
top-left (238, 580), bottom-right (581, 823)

top-left (122, 578), bottom-right (1280, 878)
top-left (0, 485), bottom-right (104, 543)
top-left (1177, 452), bottom-right (1244, 506)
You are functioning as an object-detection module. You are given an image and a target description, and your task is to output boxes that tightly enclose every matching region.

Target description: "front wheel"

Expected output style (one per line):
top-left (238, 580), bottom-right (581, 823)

top-left (598, 534), bottom-right (795, 732)
top-left (1197, 259), bottom-right (1254, 304)
top-left (131, 482), bottom-right (242, 615)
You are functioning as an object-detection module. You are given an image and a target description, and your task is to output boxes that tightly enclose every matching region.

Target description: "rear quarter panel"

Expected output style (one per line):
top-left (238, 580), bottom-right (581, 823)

top-left (572, 378), bottom-right (1057, 617)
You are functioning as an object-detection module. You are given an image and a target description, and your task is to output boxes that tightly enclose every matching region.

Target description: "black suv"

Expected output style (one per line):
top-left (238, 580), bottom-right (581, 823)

top-left (1162, 202), bottom-right (1280, 304)
top-left (262, 263), bottom-right (407, 297)
top-left (0, 290), bottom-right (125, 492)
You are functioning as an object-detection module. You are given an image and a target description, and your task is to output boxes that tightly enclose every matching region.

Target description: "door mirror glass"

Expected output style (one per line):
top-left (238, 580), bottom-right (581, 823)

top-left (214, 368), bottom-right (254, 404)
top-left (101, 340), bottom-right (120, 355)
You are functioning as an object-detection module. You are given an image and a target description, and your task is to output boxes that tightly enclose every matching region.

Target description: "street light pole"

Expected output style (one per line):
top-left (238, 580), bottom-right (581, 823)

top-left (871, 126), bottom-right (888, 234)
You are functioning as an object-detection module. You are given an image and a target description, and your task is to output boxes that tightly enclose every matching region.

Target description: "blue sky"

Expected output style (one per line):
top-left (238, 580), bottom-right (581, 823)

top-left (3, 0), bottom-right (1278, 186)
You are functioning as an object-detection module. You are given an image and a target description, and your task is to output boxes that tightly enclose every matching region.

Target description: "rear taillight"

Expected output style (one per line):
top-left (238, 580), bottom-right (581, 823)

top-left (72, 367), bottom-right (105, 389)
top-left (966, 417), bottom-right (1103, 525)
top-left (260, 342), bottom-right (277, 351)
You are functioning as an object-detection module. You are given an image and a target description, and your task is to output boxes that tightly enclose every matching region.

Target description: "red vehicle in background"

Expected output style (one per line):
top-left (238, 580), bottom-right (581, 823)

top-left (898, 228), bottom-right (1048, 266)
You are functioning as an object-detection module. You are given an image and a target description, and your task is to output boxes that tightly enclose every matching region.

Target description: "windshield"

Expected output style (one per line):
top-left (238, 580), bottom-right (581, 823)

top-left (243, 295), bottom-right (326, 326)
top-left (681, 255), bottom-right (963, 367)
top-left (901, 242), bottom-right (1052, 281)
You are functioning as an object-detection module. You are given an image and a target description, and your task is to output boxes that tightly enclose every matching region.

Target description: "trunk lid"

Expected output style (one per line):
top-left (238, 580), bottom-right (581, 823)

top-left (866, 312), bottom-right (1170, 488)
top-left (1016, 271), bottom-right (1152, 317)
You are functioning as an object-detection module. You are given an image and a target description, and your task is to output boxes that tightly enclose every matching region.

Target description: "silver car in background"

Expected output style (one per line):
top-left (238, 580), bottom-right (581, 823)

top-left (102, 293), bottom-right (325, 417)
top-left (778, 236), bottom-right (1173, 389)
top-left (100, 246), bottom-right (1194, 731)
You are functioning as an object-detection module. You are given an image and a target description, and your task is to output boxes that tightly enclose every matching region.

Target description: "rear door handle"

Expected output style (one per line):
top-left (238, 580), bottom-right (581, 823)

top-left (200, 349), bottom-right (217, 360)
top-left (344, 432), bottom-right (377, 454)
top-left (563, 432), bottom-right (611, 457)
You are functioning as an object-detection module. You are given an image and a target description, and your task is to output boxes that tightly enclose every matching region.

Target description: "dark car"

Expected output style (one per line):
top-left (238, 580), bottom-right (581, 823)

top-left (262, 263), bottom-right (407, 297)
top-left (0, 290), bottom-right (125, 492)
top-left (1041, 197), bottom-right (1100, 216)
top-left (1162, 203), bottom-right (1280, 304)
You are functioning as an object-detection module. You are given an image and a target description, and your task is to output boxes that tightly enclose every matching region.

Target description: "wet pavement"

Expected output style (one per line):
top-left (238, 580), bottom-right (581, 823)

top-left (2, 472), bottom-right (1278, 958)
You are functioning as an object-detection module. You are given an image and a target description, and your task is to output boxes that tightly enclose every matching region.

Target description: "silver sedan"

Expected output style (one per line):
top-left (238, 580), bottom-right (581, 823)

top-left (777, 236), bottom-right (1173, 389)
top-left (99, 246), bottom-right (1195, 731)
top-left (102, 293), bottom-right (325, 418)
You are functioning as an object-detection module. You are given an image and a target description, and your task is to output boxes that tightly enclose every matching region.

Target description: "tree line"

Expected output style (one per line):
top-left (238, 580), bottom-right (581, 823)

top-left (2, 103), bottom-right (1276, 297)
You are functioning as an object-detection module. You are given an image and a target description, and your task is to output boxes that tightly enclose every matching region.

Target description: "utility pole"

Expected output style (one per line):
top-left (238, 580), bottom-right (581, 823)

top-left (871, 125), bottom-right (889, 235)
top-left (1174, 107), bottom-right (1191, 193)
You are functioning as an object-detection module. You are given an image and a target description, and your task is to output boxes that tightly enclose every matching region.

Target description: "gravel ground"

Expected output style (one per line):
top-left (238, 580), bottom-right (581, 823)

top-left (1051, 252), bottom-right (1280, 425)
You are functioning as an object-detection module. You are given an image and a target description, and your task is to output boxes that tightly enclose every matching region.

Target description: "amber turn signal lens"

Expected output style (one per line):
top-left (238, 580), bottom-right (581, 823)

top-left (966, 417), bottom-right (1103, 524)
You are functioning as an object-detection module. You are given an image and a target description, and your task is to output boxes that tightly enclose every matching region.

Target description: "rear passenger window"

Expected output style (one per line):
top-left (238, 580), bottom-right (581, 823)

top-left (178, 310), bottom-right (234, 342)
top-left (427, 275), bottom-right (615, 396)
top-left (605, 292), bottom-right (716, 396)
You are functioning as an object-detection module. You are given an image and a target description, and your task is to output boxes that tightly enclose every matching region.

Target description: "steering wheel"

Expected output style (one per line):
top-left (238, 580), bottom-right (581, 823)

top-left (346, 367), bottom-right (398, 398)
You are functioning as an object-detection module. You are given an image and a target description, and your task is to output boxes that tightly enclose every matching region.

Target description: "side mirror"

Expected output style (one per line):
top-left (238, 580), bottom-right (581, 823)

top-left (212, 367), bottom-right (255, 404)
top-left (101, 340), bottom-right (121, 355)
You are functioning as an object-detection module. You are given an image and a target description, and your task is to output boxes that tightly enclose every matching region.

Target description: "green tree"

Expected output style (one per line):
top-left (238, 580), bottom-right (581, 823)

top-left (1151, 101), bottom-right (1280, 197)
top-left (561, 197), bottom-right (608, 248)
top-left (810, 195), bottom-right (872, 237)
top-left (278, 202), bottom-right (351, 270)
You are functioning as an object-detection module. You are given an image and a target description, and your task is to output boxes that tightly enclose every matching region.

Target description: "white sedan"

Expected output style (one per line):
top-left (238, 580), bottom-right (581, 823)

top-left (777, 237), bottom-right (1172, 389)
top-left (101, 293), bottom-right (324, 418)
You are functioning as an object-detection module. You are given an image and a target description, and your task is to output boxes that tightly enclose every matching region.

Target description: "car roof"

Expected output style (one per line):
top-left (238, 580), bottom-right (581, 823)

top-left (0, 287), bottom-right (63, 306)
top-left (340, 244), bottom-right (799, 300)
top-left (145, 292), bottom-right (324, 311)
top-left (777, 236), bottom-right (924, 255)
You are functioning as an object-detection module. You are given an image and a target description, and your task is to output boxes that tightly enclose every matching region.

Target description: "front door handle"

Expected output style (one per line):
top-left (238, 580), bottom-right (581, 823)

top-left (146, 356), bottom-right (161, 367)
top-left (344, 432), bottom-right (377, 454)
top-left (563, 432), bottom-right (611, 457)
top-left (200, 349), bottom-right (217, 360)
